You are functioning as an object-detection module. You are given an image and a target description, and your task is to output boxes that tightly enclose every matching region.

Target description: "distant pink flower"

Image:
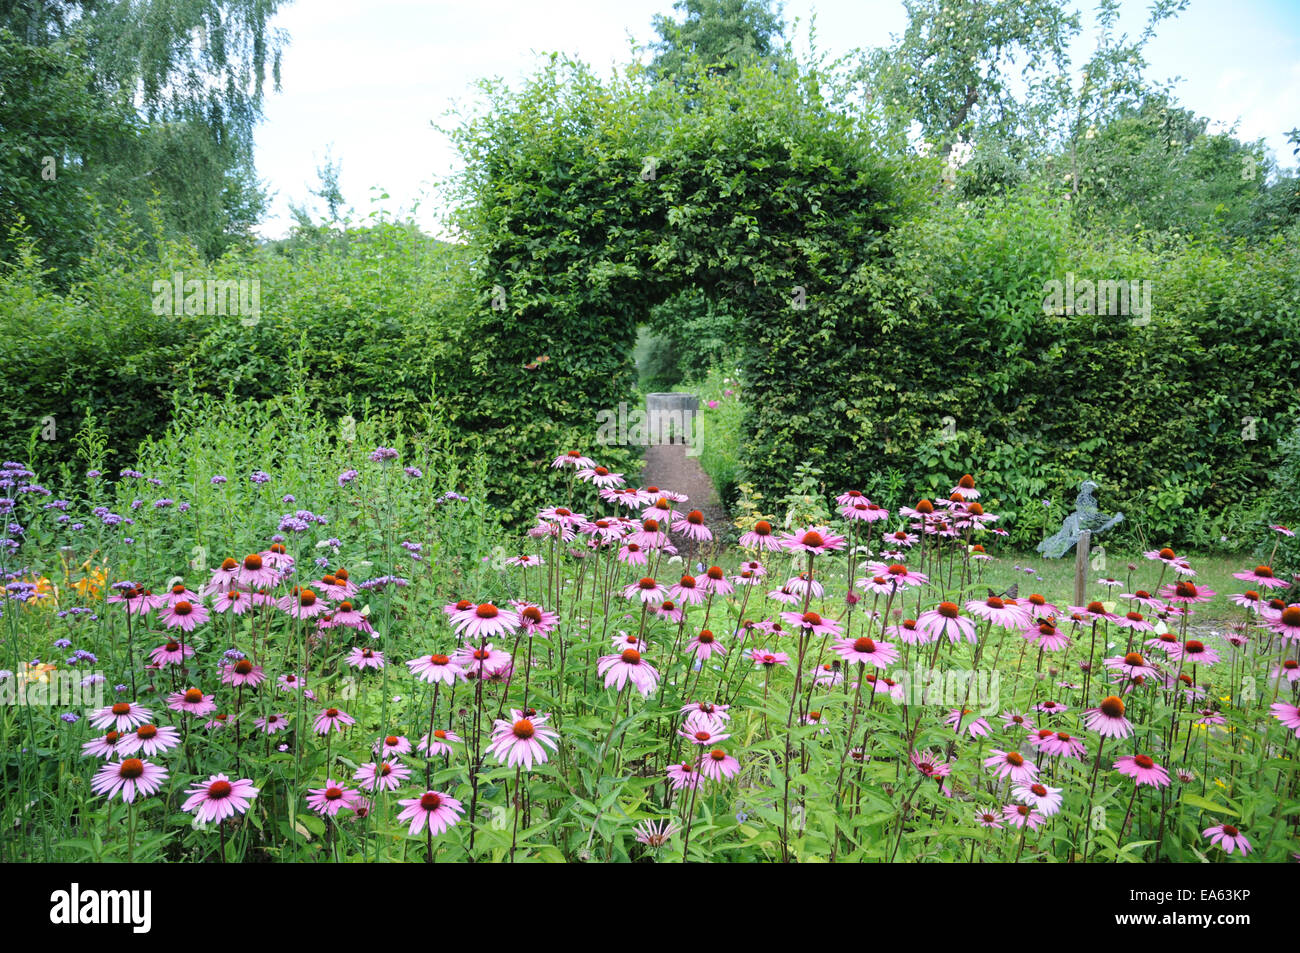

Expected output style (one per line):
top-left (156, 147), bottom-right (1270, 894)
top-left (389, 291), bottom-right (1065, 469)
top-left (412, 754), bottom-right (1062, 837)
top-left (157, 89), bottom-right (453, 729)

top-left (149, 639), bottom-right (195, 668)
top-left (617, 542), bottom-right (649, 566)
top-left (255, 713), bottom-right (290, 734)
top-left (90, 701), bottom-right (152, 732)
top-left (779, 527), bottom-right (845, 555)
top-left (630, 518), bottom-right (669, 549)
top-left (488, 710), bottom-right (559, 770)
top-left (221, 658), bottom-right (266, 688)
top-left (1105, 651), bottom-right (1160, 680)
top-left (1002, 711), bottom-right (1034, 732)
top-left (538, 505), bottom-right (587, 529)
top-left (453, 643), bottom-right (513, 678)
top-left (118, 723), bottom-right (180, 757)
top-left (354, 760), bottom-right (411, 793)
top-left (307, 780), bottom-right (359, 817)
top-left (738, 520), bottom-right (782, 551)
top-left (158, 600), bottom-right (209, 631)
top-left (833, 635), bottom-right (898, 668)
top-left (1024, 621), bottom-right (1070, 652)
top-left (1084, 696), bottom-right (1133, 738)
top-left (552, 451), bottom-right (595, 469)
top-left (1002, 803), bottom-right (1046, 830)
top-left (406, 652), bottom-right (464, 685)
top-left (1232, 565), bottom-right (1288, 589)
top-left (918, 602), bottom-right (977, 644)
top-left (1043, 730), bottom-right (1087, 760)
top-left (750, 648), bottom-right (789, 669)
top-left (1012, 782), bottom-right (1063, 816)
top-left (182, 773), bottom-right (258, 823)
top-left (396, 790), bottom-right (464, 836)
top-left (1202, 823), bottom-right (1251, 855)
top-left (82, 731), bottom-right (129, 759)
top-left (840, 499), bottom-right (889, 522)
top-left (634, 818), bottom-right (680, 846)
top-left (965, 596), bottom-right (1024, 629)
top-left (108, 587), bottom-right (164, 616)
top-left (1229, 590), bottom-right (1264, 612)
top-left (669, 575), bottom-right (707, 606)
top-left (666, 761), bottom-right (702, 790)
top-left (945, 709), bottom-right (990, 738)
top-left (671, 509), bottom-right (713, 542)
top-left (213, 589), bottom-right (253, 614)
top-left (597, 648), bottom-right (660, 696)
top-left (681, 700), bottom-right (730, 721)
top-left (313, 707), bottom-right (355, 735)
top-left (686, 629), bottom-right (726, 661)
top-left (700, 748), bottom-right (740, 781)
top-left (1167, 639), bottom-right (1219, 666)
top-left (984, 749), bottom-right (1038, 784)
top-left (418, 728), bottom-right (462, 756)
top-left (782, 609), bottom-right (842, 637)
top-left (1159, 581), bottom-right (1214, 604)
top-left (679, 712), bottom-right (730, 747)
top-left (375, 735), bottom-right (412, 758)
top-left (91, 757), bottom-right (168, 803)
top-left (512, 601), bottom-right (560, 637)
top-left (1114, 753), bottom-right (1170, 788)
top-left (577, 465), bottom-right (623, 487)
top-left (700, 565), bottom-right (735, 596)
top-left (863, 561), bottom-right (928, 589)
top-left (346, 646), bottom-right (385, 670)
top-left (1111, 611), bottom-right (1154, 632)
top-left (910, 749), bottom-right (952, 781)
top-left (168, 687), bottom-right (215, 716)
top-left (203, 559), bottom-right (241, 595)
top-left (236, 553), bottom-right (279, 588)
top-left (623, 576), bottom-right (668, 605)
top-left (454, 603), bottom-right (519, 640)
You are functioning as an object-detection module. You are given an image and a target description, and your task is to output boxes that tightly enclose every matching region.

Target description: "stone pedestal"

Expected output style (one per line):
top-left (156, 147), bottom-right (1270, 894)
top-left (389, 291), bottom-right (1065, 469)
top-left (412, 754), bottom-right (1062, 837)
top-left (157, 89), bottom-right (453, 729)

top-left (645, 392), bottom-right (699, 446)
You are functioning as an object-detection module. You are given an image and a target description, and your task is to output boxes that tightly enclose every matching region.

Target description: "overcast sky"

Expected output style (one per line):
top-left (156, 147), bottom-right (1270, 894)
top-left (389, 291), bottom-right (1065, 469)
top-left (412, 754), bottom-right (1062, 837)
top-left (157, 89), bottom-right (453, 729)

top-left (252, 0), bottom-right (1300, 238)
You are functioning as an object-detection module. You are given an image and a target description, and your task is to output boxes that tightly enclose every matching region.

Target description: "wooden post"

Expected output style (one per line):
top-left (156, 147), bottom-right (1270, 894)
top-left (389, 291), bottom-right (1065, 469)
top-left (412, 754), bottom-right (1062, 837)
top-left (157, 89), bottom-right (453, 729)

top-left (1074, 530), bottom-right (1091, 609)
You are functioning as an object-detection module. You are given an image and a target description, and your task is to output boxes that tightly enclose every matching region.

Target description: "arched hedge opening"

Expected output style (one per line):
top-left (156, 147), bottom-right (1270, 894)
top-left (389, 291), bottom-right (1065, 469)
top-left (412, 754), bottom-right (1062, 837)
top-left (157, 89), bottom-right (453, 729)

top-left (442, 58), bottom-right (906, 522)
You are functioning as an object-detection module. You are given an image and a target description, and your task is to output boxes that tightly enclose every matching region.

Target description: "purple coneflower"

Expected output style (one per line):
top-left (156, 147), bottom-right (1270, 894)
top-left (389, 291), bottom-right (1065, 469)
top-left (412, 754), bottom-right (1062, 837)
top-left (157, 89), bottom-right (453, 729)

top-left (92, 757), bottom-right (168, 803)
top-left (488, 710), bottom-right (559, 769)
top-left (182, 774), bottom-right (258, 823)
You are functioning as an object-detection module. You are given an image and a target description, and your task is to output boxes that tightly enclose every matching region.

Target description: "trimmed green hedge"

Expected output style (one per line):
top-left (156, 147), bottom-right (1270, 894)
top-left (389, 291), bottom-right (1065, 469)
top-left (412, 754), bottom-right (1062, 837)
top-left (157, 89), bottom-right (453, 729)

top-left (0, 221), bottom-right (470, 485)
top-left (747, 192), bottom-right (1300, 549)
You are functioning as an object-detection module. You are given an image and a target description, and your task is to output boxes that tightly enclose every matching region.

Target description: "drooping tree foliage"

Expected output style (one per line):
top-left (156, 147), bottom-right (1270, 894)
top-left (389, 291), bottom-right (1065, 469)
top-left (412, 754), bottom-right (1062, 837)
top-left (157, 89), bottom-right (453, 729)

top-left (0, 0), bottom-right (287, 278)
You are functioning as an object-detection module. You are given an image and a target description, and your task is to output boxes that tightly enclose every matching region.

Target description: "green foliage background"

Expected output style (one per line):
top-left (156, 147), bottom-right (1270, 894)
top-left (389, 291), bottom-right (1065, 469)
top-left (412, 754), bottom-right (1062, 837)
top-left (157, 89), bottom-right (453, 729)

top-left (4, 7), bottom-right (1299, 553)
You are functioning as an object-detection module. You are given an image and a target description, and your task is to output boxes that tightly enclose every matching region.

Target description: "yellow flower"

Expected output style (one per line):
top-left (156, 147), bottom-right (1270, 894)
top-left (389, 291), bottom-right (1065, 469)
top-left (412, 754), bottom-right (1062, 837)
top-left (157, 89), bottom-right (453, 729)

top-left (20, 662), bottom-right (57, 684)
top-left (22, 575), bottom-right (57, 609)
top-left (71, 565), bottom-right (107, 600)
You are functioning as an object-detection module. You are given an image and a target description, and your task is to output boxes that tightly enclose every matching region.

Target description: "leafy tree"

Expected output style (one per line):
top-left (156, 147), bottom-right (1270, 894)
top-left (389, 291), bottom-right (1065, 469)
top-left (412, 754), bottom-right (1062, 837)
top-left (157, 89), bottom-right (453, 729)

top-left (0, 29), bottom-right (135, 281)
top-left (649, 0), bottom-right (788, 82)
top-left (1067, 96), bottom-right (1268, 235)
top-left (867, 0), bottom-right (1081, 157)
top-left (0, 0), bottom-right (287, 271)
